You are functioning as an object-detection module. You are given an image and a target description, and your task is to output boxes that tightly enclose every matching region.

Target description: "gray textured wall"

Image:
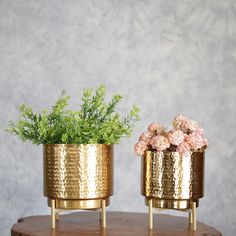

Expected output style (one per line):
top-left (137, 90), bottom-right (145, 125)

top-left (0, 0), bottom-right (236, 235)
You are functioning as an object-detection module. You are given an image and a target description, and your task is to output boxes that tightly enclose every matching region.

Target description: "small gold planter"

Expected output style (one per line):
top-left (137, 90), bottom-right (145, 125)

top-left (43, 144), bottom-right (114, 229)
top-left (141, 151), bottom-right (205, 231)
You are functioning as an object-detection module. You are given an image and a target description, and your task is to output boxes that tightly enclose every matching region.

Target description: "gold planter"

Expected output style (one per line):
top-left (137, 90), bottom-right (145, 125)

top-left (141, 151), bottom-right (205, 231)
top-left (43, 144), bottom-right (114, 228)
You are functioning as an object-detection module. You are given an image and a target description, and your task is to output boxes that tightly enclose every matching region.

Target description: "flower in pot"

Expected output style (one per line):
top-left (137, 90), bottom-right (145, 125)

top-left (134, 115), bottom-right (208, 231)
top-left (8, 84), bottom-right (140, 228)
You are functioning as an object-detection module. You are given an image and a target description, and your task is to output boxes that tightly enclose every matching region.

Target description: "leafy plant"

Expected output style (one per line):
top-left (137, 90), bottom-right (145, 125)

top-left (7, 85), bottom-right (140, 144)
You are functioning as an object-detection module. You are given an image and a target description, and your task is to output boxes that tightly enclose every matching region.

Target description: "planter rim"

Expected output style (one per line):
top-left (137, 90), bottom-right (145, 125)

top-left (43, 143), bottom-right (113, 147)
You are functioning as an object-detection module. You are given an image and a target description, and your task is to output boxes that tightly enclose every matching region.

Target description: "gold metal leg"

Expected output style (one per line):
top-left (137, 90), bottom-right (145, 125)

top-left (51, 199), bottom-right (56, 229)
top-left (56, 212), bottom-right (59, 221)
top-left (101, 199), bottom-right (106, 228)
top-left (99, 210), bottom-right (102, 221)
top-left (148, 198), bottom-right (153, 230)
top-left (192, 202), bottom-right (197, 231)
top-left (189, 211), bottom-right (193, 224)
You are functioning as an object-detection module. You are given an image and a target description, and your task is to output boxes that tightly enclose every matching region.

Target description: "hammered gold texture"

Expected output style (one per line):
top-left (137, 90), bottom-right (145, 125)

top-left (141, 151), bottom-right (204, 200)
top-left (43, 144), bottom-right (113, 200)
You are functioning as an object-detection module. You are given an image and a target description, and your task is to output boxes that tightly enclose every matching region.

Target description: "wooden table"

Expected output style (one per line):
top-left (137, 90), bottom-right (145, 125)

top-left (11, 212), bottom-right (222, 236)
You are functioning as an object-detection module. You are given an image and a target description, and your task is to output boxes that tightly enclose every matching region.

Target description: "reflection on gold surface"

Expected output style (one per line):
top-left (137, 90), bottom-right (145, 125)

top-left (44, 144), bottom-right (113, 228)
top-left (142, 151), bottom-right (204, 231)
top-left (145, 198), bottom-right (199, 210)
top-left (99, 228), bottom-right (107, 236)
top-left (48, 198), bottom-right (110, 210)
top-left (43, 144), bottom-right (114, 200)
top-left (141, 151), bottom-right (204, 204)
top-left (148, 230), bottom-right (153, 236)
top-left (50, 229), bottom-right (57, 236)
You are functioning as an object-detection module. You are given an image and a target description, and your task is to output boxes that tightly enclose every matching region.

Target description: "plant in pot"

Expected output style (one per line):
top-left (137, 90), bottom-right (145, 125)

top-left (8, 84), bottom-right (140, 229)
top-left (134, 115), bottom-right (208, 231)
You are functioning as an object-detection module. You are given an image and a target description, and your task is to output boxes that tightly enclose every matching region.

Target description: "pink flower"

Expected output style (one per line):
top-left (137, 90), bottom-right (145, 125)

top-left (167, 129), bottom-right (185, 146)
top-left (186, 132), bottom-right (204, 149)
top-left (139, 131), bottom-right (154, 143)
top-left (177, 142), bottom-right (191, 155)
top-left (183, 133), bottom-right (188, 140)
top-left (195, 126), bottom-right (205, 135)
top-left (147, 123), bottom-right (164, 134)
top-left (134, 115), bottom-right (208, 156)
top-left (173, 115), bottom-right (189, 129)
top-left (150, 135), bottom-right (170, 151)
top-left (134, 141), bottom-right (148, 156)
top-left (181, 119), bottom-right (203, 133)
top-left (173, 115), bottom-right (205, 134)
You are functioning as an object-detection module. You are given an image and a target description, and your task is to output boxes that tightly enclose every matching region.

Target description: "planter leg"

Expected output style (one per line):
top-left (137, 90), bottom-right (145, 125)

top-left (189, 211), bottom-right (193, 224)
top-left (192, 202), bottom-right (197, 231)
top-left (99, 209), bottom-right (102, 221)
top-left (51, 199), bottom-right (56, 229)
top-left (56, 212), bottom-right (59, 221)
top-left (101, 199), bottom-right (106, 228)
top-left (148, 198), bottom-right (153, 230)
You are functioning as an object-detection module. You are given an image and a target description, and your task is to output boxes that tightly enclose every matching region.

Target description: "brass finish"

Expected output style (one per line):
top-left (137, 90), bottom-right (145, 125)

top-left (51, 199), bottom-right (55, 229)
top-left (102, 199), bottom-right (106, 228)
top-left (142, 151), bottom-right (204, 231)
top-left (146, 198), bottom-right (198, 231)
top-left (44, 144), bottom-right (113, 228)
top-left (145, 198), bottom-right (199, 210)
top-left (141, 151), bottom-right (204, 206)
top-left (55, 212), bottom-right (59, 221)
top-left (192, 202), bottom-right (197, 231)
top-left (148, 198), bottom-right (153, 230)
top-left (189, 212), bottom-right (193, 224)
top-left (48, 198), bottom-right (110, 210)
top-left (43, 144), bottom-right (114, 200)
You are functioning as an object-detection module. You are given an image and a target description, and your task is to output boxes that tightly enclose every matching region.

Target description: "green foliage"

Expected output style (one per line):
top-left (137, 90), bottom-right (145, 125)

top-left (7, 85), bottom-right (140, 145)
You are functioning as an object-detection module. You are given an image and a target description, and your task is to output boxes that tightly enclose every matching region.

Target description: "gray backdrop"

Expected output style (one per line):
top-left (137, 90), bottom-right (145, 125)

top-left (0, 1), bottom-right (236, 235)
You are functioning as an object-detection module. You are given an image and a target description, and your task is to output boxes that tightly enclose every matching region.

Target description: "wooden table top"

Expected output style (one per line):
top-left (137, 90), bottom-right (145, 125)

top-left (11, 212), bottom-right (222, 236)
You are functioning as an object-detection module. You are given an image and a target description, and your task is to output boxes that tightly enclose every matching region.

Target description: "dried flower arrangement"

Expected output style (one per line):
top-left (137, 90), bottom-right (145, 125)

top-left (134, 115), bottom-right (208, 156)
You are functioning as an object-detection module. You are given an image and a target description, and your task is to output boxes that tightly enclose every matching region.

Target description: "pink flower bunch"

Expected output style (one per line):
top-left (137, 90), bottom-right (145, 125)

top-left (150, 135), bottom-right (170, 151)
top-left (134, 115), bottom-right (208, 156)
top-left (173, 115), bottom-right (204, 134)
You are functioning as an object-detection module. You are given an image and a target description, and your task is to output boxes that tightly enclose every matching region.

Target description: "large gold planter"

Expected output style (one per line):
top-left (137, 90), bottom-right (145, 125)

top-left (141, 151), bottom-right (205, 231)
top-left (43, 144), bottom-right (114, 228)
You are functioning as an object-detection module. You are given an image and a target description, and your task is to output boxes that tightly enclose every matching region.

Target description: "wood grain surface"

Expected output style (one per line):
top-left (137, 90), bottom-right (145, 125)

top-left (11, 212), bottom-right (222, 236)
